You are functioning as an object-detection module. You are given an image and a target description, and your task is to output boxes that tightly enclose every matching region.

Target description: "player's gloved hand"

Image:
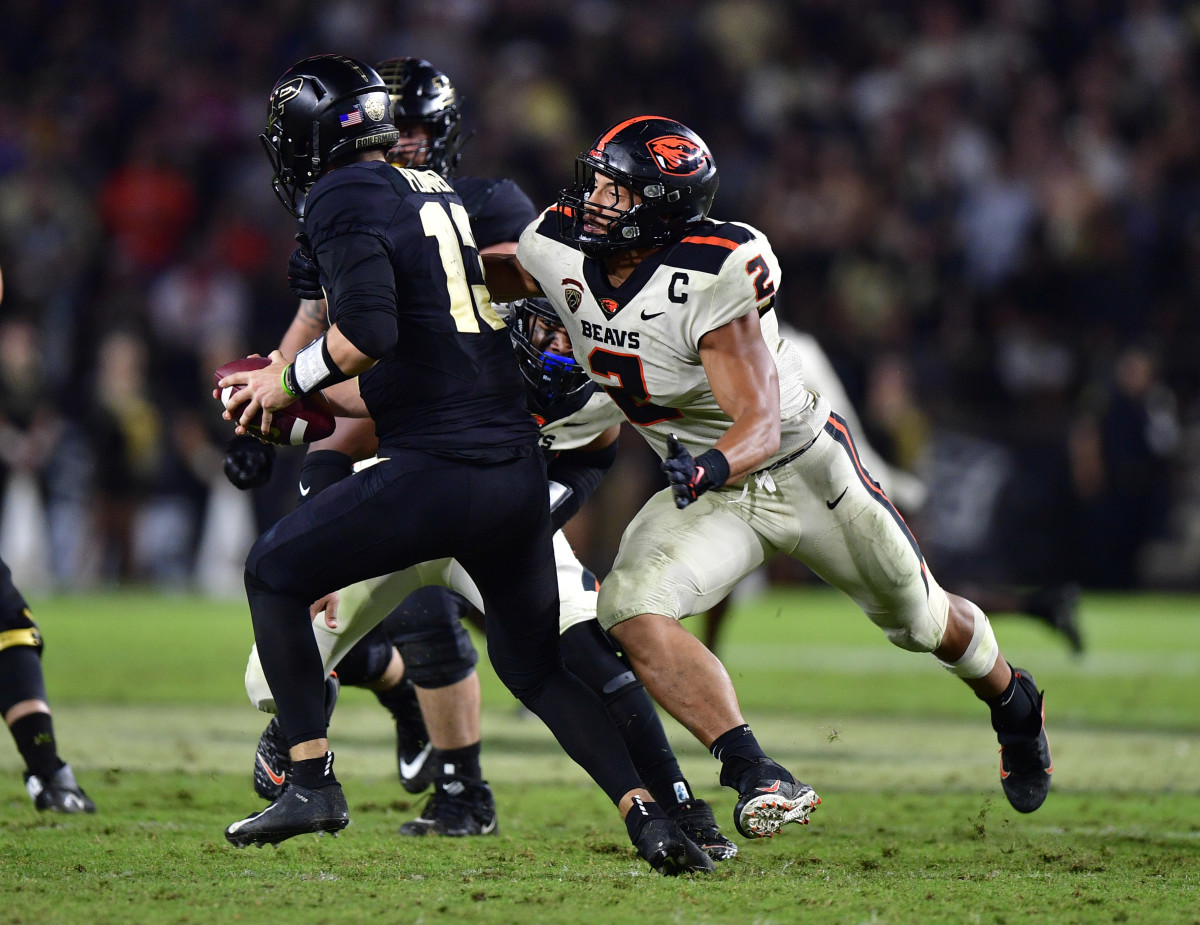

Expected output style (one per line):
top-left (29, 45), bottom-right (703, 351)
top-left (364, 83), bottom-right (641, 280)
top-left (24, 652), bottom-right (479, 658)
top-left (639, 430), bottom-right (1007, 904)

top-left (662, 434), bottom-right (729, 509)
top-left (287, 236), bottom-right (323, 301)
top-left (224, 434), bottom-right (276, 490)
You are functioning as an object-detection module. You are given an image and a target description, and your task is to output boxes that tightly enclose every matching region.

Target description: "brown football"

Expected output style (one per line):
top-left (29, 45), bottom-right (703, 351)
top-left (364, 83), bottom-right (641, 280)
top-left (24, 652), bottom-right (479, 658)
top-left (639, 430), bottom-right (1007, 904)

top-left (214, 356), bottom-right (336, 446)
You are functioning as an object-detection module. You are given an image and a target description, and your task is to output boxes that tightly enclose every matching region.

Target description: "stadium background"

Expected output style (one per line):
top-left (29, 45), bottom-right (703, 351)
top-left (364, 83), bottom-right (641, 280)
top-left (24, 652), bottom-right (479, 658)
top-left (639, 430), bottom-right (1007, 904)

top-left (1, 0), bottom-right (1198, 598)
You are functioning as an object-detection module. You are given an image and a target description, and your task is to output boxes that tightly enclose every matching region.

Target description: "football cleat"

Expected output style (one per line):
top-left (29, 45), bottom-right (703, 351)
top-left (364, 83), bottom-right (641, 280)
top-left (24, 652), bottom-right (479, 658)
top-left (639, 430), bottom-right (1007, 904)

top-left (225, 781), bottom-right (349, 847)
top-left (998, 668), bottom-right (1053, 813)
top-left (252, 675), bottom-right (339, 801)
top-left (391, 677), bottom-right (435, 794)
top-left (669, 798), bottom-right (738, 861)
top-left (733, 762), bottom-right (820, 838)
top-left (632, 818), bottom-right (716, 876)
top-left (398, 776), bottom-right (497, 837)
top-left (24, 764), bottom-right (96, 814)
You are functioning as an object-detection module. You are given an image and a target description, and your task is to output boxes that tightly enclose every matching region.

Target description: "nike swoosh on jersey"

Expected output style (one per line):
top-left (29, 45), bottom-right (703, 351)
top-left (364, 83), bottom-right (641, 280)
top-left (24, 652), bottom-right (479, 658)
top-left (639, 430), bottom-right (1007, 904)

top-left (399, 742), bottom-right (433, 781)
top-left (299, 483), bottom-right (311, 496)
top-left (640, 309), bottom-right (665, 320)
top-left (257, 754), bottom-right (287, 786)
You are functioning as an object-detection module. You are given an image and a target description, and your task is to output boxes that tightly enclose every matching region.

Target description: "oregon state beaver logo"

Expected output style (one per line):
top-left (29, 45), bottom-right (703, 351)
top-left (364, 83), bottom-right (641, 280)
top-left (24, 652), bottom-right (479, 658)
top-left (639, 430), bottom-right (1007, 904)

top-left (646, 135), bottom-right (706, 176)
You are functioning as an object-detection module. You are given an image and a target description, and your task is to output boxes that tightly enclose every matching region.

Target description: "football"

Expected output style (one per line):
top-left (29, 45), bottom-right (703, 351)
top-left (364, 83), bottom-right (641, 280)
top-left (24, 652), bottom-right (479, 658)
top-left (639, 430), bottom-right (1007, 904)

top-left (214, 356), bottom-right (336, 446)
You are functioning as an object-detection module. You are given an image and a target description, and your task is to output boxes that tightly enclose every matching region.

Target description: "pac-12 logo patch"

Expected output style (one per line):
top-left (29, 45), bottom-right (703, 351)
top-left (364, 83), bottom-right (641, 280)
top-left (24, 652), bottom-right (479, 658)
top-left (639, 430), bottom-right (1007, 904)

top-left (646, 135), bottom-right (707, 175)
top-left (562, 278), bottom-right (584, 314)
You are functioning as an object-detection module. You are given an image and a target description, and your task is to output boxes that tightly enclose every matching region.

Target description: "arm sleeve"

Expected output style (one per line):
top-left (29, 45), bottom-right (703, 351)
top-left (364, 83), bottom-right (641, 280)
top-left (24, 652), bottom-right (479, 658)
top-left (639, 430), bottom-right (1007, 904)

top-left (545, 439), bottom-right (619, 530)
top-left (314, 230), bottom-right (398, 359)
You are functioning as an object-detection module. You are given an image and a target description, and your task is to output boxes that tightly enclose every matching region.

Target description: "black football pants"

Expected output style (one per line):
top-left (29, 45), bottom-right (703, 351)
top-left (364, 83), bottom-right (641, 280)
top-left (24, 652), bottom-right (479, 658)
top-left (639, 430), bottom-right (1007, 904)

top-left (243, 448), bottom-right (643, 804)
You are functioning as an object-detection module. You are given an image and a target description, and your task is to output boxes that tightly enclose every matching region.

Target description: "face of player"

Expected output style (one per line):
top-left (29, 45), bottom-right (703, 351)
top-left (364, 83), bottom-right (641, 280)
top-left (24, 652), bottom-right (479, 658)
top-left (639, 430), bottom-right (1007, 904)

top-left (387, 123), bottom-right (435, 167)
top-left (530, 314), bottom-right (571, 357)
top-left (583, 171), bottom-right (641, 235)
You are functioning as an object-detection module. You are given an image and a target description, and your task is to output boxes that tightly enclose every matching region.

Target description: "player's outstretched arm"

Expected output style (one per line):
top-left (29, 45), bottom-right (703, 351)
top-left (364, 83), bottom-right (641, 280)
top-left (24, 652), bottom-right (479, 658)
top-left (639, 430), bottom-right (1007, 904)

top-left (481, 253), bottom-right (543, 301)
top-left (699, 311), bottom-right (782, 484)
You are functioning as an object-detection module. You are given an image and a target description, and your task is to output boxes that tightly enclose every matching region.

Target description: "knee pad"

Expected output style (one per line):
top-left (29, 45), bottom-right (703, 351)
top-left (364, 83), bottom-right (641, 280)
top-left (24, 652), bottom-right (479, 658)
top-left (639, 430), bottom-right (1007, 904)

top-left (332, 626), bottom-right (393, 687)
top-left (937, 599), bottom-right (1000, 680)
top-left (390, 591), bottom-right (478, 689)
top-left (871, 583), bottom-right (948, 654)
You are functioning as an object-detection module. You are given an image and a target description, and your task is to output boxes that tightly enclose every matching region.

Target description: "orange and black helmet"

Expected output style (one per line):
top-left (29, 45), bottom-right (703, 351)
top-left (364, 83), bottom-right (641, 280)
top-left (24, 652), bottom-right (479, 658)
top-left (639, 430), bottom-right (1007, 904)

top-left (558, 116), bottom-right (719, 257)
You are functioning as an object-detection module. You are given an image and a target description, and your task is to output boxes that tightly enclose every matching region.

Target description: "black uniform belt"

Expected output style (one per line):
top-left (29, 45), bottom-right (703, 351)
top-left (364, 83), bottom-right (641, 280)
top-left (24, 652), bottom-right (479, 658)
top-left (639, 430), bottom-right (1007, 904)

top-left (762, 434), bottom-right (818, 473)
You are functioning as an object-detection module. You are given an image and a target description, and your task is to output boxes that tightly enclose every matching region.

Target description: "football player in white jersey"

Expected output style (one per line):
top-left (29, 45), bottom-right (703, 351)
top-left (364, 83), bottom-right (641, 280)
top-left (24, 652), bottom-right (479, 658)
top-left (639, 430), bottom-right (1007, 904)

top-left (483, 115), bottom-right (1053, 839)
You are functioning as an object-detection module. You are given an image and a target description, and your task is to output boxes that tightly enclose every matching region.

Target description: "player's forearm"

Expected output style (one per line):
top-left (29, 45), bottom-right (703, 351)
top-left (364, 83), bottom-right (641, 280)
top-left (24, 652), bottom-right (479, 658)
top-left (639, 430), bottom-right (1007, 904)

top-left (279, 299), bottom-right (329, 360)
top-left (324, 324), bottom-right (377, 378)
top-left (482, 253), bottom-right (542, 301)
top-left (713, 412), bottom-right (781, 484)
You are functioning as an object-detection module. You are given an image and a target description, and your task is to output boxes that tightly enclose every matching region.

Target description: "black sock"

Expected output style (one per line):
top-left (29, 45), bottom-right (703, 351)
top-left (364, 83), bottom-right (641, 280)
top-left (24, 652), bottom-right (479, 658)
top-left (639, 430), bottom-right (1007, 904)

top-left (984, 670), bottom-right (1040, 741)
top-left (711, 724), bottom-right (777, 789)
top-left (291, 751), bottom-right (338, 790)
top-left (433, 742), bottom-right (482, 781)
top-left (623, 794), bottom-right (669, 843)
top-left (10, 713), bottom-right (63, 779)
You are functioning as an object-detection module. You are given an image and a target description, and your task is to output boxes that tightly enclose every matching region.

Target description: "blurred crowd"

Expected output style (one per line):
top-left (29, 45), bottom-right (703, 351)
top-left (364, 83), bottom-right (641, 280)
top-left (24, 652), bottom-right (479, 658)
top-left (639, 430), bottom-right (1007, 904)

top-left (1, 0), bottom-right (1198, 592)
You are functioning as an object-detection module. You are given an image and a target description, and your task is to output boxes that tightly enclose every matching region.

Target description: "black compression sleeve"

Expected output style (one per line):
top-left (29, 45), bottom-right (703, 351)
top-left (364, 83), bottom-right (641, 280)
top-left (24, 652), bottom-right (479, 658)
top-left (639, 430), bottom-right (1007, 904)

top-left (314, 231), bottom-right (398, 359)
top-left (297, 450), bottom-right (354, 504)
top-left (545, 440), bottom-right (619, 530)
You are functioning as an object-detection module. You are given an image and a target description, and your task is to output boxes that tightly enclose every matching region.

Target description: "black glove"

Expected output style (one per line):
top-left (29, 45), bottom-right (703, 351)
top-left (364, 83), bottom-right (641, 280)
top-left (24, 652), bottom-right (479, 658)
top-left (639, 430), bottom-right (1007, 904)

top-left (661, 434), bottom-right (729, 509)
top-left (224, 435), bottom-right (276, 490)
top-left (287, 236), bottom-right (323, 301)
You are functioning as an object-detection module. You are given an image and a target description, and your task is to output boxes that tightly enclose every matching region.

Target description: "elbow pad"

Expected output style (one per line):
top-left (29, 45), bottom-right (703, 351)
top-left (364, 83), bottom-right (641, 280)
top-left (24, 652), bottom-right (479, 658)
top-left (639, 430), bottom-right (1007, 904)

top-left (334, 307), bottom-right (397, 360)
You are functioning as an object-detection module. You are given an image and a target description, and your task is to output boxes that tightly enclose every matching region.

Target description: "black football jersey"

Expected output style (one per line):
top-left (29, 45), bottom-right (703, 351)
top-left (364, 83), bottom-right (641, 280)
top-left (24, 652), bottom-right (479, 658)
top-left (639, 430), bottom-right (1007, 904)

top-left (304, 160), bottom-right (536, 459)
top-left (450, 176), bottom-right (537, 251)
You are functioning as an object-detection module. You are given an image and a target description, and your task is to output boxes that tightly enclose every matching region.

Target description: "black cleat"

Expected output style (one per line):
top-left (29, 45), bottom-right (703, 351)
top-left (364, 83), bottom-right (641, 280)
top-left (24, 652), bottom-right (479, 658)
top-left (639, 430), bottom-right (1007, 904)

top-left (1026, 583), bottom-right (1084, 654)
top-left (391, 677), bottom-right (435, 794)
top-left (24, 764), bottom-right (96, 814)
top-left (225, 782), bottom-right (349, 847)
top-left (399, 775), bottom-right (498, 837)
top-left (999, 669), bottom-right (1053, 813)
top-left (633, 818), bottom-right (716, 875)
top-left (253, 675), bottom-right (339, 801)
top-left (732, 760), bottom-right (820, 839)
top-left (668, 798), bottom-right (738, 861)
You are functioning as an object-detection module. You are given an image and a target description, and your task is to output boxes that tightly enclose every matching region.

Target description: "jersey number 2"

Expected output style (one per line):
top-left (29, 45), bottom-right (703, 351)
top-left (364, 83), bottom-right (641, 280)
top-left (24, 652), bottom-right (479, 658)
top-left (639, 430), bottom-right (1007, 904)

top-left (587, 349), bottom-right (682, 426)
top-left (418, 201), bottom-right (506, 333)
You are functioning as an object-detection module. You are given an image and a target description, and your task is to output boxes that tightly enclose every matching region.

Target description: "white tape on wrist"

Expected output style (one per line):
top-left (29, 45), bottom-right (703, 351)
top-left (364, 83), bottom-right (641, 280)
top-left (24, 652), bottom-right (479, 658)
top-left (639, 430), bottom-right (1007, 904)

top-left (294, 336), bottom-right (332, 394)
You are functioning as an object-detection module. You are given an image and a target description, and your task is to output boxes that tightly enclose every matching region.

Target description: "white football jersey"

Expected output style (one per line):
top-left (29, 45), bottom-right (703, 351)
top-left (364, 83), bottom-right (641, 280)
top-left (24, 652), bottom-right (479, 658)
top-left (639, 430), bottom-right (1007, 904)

top-left (518, 210), bottom-right (830, 468)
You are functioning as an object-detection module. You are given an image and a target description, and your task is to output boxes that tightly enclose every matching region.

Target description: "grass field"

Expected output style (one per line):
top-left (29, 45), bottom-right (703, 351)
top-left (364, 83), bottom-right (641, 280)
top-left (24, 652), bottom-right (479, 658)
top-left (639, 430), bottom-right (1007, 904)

top-left (2, 587), bottom-right (1198, 924)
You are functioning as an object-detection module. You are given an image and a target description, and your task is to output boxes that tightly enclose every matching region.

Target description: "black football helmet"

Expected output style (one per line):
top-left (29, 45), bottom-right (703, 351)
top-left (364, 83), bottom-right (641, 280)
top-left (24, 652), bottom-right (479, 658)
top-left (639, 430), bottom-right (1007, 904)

top-left (260, 54), bottom-right (400, 217)
top-left (508, 298), bottom-right (590, 410)
top-left (375, 58), bottom-right (465, 176)
top-left (558, 116), bottom-right (719, 257)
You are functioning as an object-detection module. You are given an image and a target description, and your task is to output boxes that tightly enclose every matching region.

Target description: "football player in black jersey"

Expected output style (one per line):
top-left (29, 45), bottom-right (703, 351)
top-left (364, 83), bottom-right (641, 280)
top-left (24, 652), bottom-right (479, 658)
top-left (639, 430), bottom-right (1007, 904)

top-left (245, 56), bottom-right (536, 833)
top-left (219, 56), bottom-right (711, 874)
top-left (240, 58), bottom-right (730, 859)
top-left (0, 267), bottom-right (95, 815)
